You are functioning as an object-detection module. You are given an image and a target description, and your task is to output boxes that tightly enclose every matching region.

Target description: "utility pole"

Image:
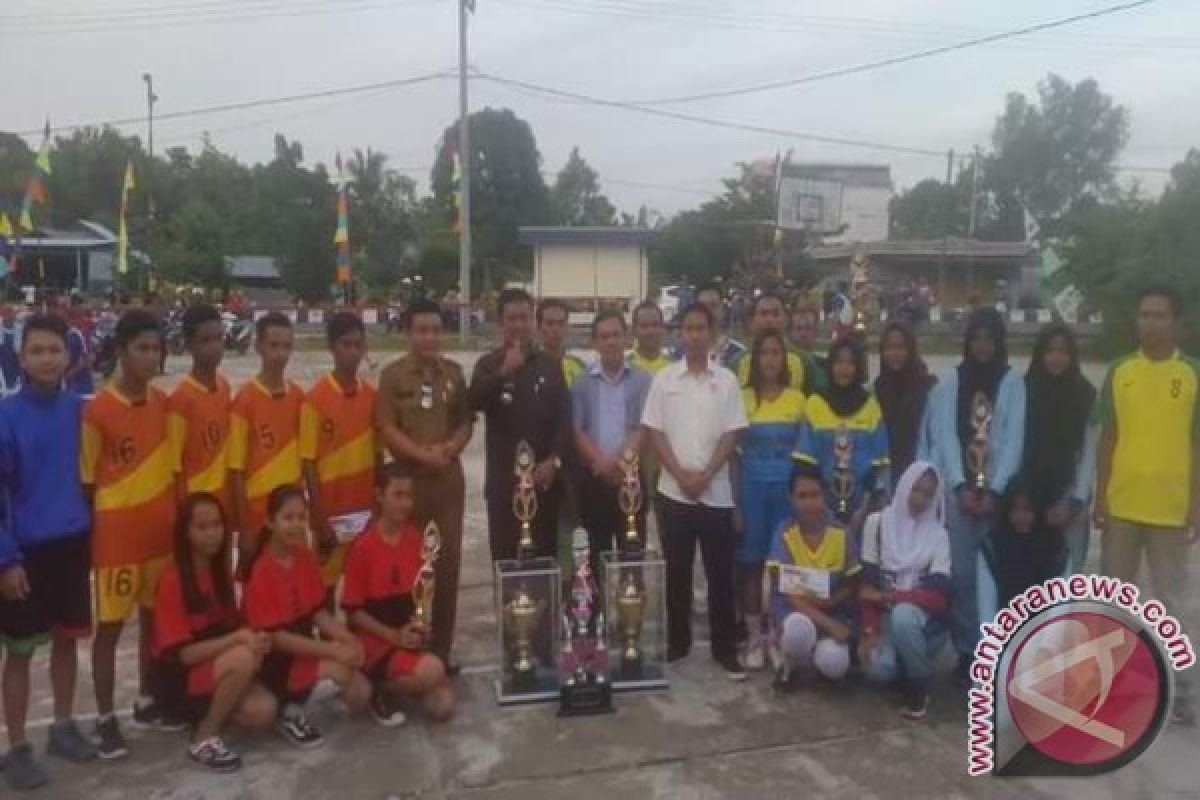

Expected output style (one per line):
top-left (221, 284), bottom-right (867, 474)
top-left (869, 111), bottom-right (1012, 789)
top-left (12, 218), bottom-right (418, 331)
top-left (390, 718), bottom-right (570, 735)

top-left (142, 73), bottom-right (158, 295)
top-left (945, 149), bottom-right (954, 185)
top-left (457, 0), bottom-right (472, 343)
top-left (968, 146), bottom-right (981, 236)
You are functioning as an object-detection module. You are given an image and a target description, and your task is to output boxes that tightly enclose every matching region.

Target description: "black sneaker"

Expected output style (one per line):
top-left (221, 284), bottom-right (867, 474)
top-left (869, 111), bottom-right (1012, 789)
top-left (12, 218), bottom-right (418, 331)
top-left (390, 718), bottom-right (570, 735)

top-left (188, 737), bottom-right (242, 773)
top-left (131, 698), bottom-right (190, 733)
top-left (275, 707), bottom-right (324, 749)
top-left (370, 693), bottom-right (407, 728)
top-left (715, 655), bottom-right (747, 682)
top-left (94, 716), bottom-right (129, 761)
top-left (901, 690), bottom-right (930, 721)
top-left (1171, 696), bottom-right (1196, 727)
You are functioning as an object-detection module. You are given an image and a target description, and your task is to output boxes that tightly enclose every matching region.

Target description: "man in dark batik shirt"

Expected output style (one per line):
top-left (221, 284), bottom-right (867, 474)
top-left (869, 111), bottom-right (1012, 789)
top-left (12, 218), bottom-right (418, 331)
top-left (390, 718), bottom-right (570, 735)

top-left (469, 288), bottom-right (572, 562)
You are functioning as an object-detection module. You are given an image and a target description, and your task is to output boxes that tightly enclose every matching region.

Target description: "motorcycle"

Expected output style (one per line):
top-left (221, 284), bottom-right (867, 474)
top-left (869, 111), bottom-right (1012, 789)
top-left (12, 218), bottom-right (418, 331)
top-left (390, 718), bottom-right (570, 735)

top-left (222, 311), bottom-right (253, 355)
top-left (164, 311), bottom-right (186, 356)
top-left (92, 313), bottom-right (119, 379)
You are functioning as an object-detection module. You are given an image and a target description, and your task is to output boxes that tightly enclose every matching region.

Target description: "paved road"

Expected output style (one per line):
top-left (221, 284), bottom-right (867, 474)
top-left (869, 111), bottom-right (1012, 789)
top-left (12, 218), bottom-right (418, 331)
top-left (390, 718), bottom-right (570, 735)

top-left (15, 351), bottom-right (1199, 799)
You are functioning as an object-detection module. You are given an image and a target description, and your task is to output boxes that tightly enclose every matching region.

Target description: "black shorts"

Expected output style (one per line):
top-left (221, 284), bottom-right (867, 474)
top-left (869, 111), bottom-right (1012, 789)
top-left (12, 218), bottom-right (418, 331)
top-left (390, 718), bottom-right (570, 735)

top-left (0, 534), bottom-right (92, 653)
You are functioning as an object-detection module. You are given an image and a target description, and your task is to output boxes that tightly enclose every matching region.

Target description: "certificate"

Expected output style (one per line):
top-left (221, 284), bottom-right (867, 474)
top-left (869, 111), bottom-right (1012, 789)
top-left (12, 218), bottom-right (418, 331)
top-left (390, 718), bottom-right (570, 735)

top-left (327, 511), bottom-right (372, 543)
top-left (778, 565), bottom-right (831, 600)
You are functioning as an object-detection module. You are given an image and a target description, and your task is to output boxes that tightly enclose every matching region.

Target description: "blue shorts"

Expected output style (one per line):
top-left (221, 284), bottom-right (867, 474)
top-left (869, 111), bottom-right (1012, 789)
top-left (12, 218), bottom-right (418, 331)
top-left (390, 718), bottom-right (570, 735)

top-left (737, 478), bottom-right (791, 565)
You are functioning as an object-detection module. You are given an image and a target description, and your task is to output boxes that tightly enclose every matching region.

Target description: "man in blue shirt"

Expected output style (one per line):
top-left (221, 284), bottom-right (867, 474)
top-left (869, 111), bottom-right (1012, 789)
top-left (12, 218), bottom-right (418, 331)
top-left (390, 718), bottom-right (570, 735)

top-left (572, 309), bottom-right (652, 576)
top-left (0, 315), bottom-right (98, 790)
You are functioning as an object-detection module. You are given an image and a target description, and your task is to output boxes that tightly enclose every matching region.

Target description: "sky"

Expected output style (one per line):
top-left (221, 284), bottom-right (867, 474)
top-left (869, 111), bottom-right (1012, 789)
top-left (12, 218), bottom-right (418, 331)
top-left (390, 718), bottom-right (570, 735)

top-left (2, 0), bottom-right (1198, 217)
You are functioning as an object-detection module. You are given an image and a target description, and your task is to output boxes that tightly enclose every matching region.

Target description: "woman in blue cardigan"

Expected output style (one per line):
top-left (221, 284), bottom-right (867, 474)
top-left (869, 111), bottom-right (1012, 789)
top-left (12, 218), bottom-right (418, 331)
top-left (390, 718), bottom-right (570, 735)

top-left (922, 307), bottom-right (1025, 683)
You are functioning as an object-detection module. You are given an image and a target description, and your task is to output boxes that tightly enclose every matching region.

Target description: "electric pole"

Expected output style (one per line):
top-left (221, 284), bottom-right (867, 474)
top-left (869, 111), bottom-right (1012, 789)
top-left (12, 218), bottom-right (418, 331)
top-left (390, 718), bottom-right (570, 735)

top-left (142, 73), bottom-right (158, 295)
top-left (457, 0), bottom-right (472, 343)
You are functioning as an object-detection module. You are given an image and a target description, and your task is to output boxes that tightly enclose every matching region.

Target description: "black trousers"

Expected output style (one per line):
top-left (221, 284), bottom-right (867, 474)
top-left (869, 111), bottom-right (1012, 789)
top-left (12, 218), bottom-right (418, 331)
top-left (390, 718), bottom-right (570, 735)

top-left (577, 471), bottom-right (647, 587)
top-left (656, 493), bottom-right (737, 661)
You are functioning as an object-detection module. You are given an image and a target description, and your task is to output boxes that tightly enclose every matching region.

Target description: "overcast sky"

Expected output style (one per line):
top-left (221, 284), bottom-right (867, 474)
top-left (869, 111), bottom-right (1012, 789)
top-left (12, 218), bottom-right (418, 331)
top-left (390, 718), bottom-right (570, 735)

top-left (3, 0), bottom-right (1198, 216)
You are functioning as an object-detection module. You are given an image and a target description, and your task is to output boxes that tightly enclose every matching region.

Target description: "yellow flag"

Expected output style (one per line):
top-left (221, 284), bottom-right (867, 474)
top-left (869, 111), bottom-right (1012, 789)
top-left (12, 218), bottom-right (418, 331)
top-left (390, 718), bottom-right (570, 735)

top-left (0, 213), bottom-right (11, 238)
top-left (123, 160), bottom-right (135, 193)
top-left (117, 160), bottom-right (135, 274)
top-left (35, 120), bottom-right (52, 175)
top-left (18, 208), bottom-right (33, 232)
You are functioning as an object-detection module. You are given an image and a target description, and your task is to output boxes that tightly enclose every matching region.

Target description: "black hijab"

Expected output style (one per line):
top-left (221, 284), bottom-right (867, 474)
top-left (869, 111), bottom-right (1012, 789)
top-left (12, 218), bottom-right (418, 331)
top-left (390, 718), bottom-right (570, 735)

top-left (1023, 324), bottom-right (1097, 510)
top-left (874, 321), bottom-right (936, 476)
top-left (820, 337), bottom-right (871, 418)
top-left (956, 307), bottom-right (1009, 449)
top-left (984, 481), bottom-right (1065, 608)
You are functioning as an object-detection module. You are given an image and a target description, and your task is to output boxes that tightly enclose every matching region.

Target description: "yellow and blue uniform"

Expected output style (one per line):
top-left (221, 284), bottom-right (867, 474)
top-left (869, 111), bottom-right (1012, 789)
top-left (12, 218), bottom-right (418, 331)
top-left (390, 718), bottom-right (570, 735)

top-left (1095, 350), bottom-right (1200, 528)
top-left (793, 394), bottom-right (890, 519)
top-left (737, 388), bottom-right (805, 564)
top-left (626, 348), bottom-right (675, 376)
top-left (561, 353), bottom-right (587, 387)
top-left (766, 521), bottom-right (860, 624)
top-left (734, 350), bottom-right (808, 394)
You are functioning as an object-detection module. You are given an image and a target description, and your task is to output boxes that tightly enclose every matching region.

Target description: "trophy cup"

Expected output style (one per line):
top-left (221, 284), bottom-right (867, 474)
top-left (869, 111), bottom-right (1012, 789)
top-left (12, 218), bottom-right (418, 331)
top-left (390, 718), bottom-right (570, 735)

top-left (411, 521), bottom-right (441, 628)
top-left (558, 529), bottom-right (614, 716)
top-left (832, 426), bottom-right (855, 519)
top-left (966, 391), bottom-right (993, 491)
top-left (513, 440), bottom-right (538, 561)
top-left (618, 447), bottom-right (643, 555)
top-left (615, 568), bottom-right (646, 681)
top-left (850, 253), bottom-right (870, 335)
top-left (505, 584), bottom-right (543, 693)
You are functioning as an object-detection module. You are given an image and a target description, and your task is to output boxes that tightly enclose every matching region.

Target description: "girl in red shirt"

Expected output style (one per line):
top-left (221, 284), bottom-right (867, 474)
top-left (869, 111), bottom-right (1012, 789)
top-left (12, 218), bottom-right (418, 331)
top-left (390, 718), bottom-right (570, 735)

top-left (153, 493), bottom-right (276, 773)
top-left (243, 486), bottom-right (371, 748)
top-left (342, 464), bottom-right (454, 724)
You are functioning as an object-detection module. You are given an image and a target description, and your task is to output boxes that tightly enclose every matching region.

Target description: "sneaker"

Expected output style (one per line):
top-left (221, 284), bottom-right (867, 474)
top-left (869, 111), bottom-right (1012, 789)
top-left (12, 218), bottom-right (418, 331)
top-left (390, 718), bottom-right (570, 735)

top-left (2, 744), bottom-right (48, 791)
top-left (742, 639), bottom-right (766, 672)
top-left (901, 690), bottom-right (930, 721)
top-left (94, 716), bottom-right (129, 761)
top-left (47, 719), bottom-right (98, 763)
top-left (131, 698), bottom-right (189, 733)
top-left (715, 655), bottom-right (747, 682)
top-left (1171, 696), bottom-right (1196, 727)
top-left (188, 737), bottom-right (242, 773)
top-left (275, 706), bottom-right (324, 749)
top-left (370, 693), bottom-right (407, 728)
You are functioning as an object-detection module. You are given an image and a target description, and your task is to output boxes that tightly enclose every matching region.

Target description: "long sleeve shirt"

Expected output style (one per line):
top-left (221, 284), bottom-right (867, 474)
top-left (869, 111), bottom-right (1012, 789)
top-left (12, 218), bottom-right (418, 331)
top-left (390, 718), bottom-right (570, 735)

top-left (923, 367), bottom-right (1026, 494)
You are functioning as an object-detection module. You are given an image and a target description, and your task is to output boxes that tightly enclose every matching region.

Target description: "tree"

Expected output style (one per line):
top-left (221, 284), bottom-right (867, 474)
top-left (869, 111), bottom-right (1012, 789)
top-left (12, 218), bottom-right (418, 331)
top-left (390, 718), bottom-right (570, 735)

top-left (346, 147), bottom-right (416, 293)
top-left (431, 108), bottom-right (550, 288)
top-left (550, 147), bottom-right (616, 226)
top-left (0, 133), bottom-right (33, 210)
top-left (889, 176), bottom-right (972, 239)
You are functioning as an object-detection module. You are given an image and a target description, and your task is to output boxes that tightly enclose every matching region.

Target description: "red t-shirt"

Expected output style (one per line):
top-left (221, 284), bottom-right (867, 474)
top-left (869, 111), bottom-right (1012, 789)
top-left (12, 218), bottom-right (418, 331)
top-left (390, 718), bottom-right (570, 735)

top-left (341, 523), bottom-right (423, 666)
top-left (243, 543), bottom-right (327, 633)
top-left (153, 563), bottom-right (239, 658)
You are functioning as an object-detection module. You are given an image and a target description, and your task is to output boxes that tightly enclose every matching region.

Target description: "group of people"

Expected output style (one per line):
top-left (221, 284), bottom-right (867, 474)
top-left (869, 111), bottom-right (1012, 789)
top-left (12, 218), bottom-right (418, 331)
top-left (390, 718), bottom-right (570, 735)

top-left (0, 279), bottom-right (1195, 790)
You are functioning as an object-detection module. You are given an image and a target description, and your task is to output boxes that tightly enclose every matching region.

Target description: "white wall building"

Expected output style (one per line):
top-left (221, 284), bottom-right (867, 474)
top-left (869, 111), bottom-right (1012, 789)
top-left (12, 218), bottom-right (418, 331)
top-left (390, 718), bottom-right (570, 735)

top-left (519, 226), bottom-right (655, 321)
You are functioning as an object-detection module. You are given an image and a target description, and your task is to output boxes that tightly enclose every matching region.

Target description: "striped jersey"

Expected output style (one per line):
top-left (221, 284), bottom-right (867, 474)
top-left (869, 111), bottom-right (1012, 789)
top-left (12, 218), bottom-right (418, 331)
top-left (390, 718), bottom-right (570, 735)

top-left (229, 378), bottom-right (304, 534)
top-left (167, 374), bottom-right (232, 507)
top-left (740, 387), bottom-right (806, 483)
top-left (300, 373), bottom-right (378, 519)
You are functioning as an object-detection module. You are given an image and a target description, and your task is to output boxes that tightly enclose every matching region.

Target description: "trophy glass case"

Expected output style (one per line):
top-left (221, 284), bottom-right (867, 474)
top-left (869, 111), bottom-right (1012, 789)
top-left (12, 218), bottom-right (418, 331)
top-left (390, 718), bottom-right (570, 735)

top-left (601, 550), bottom-right (668, 691)
top-left (494, 557), bottom-right (562, 705)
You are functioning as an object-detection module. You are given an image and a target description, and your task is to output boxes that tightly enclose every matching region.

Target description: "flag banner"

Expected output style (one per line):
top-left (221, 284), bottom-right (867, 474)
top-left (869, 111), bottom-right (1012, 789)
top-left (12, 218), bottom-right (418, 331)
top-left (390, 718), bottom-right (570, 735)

top-left (19, 120), bottom-right (53, 233)
top-left (117, 160), bottom-right (135, 274)
top-left (18, 208), bottom-right (33, 233)
top-left (333, 152), bottom-right (350, 283)
top-left (0, 213), bottom-right (11, 239)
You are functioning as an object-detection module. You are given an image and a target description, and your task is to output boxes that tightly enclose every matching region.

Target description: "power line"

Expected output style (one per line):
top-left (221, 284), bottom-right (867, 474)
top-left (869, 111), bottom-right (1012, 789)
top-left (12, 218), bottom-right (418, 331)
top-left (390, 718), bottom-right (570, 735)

top-left (619, 0), bottom-right (1158, 105)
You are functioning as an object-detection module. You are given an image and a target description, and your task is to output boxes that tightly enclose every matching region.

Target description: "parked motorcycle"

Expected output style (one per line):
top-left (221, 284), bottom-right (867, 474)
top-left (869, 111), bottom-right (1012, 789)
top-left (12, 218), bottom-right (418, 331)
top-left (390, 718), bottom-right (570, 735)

top-left (92, 313), bottom-right (119, 379)
top-left (222, 311), bottom-right (253, 355)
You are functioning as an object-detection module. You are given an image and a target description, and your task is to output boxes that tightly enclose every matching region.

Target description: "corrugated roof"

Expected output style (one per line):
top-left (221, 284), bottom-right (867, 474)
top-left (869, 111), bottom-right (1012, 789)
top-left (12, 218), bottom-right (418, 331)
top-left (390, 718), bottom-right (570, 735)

top-left (224, 255), bottom-right (281, 280)
top-left (518, 226), bottom-right (656, 247)
top-left (810, 237), bottom-right (1033, 261)
top-left (6, 220), bottom-right (116, 248)
top-left (784, 163), bottom-right (893, 190)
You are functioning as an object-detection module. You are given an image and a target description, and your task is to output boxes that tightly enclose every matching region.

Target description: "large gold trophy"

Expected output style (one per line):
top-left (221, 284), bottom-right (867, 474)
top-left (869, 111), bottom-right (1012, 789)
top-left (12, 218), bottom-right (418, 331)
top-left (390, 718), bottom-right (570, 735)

top-left (618, 447), bottom-right (643, 553)
top-left (513, 440), bottom-right (538, 561)
top-left (966, 391), bottom-right (993, 491)
top-left (832, 426), bottom-right (855, 519)
top-left (615, 569), bottom-right (646, 680)
top-left (504, 585), bottom-right (543, 692)
top-left (411, 521), bottom-right (441, 628)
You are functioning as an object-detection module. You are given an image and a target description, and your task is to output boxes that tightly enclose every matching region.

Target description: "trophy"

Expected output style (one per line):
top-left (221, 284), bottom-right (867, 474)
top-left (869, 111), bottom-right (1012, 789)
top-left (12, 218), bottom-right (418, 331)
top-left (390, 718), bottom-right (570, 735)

top-left (832, 426), bottom-right (855, 518)
top-left (850, 253), bottom-right (870, 335)
top-left (966, 391), bottom-right (993, 491)
top-left (558, 529), bottom-right (614, 716)
top-left (411, 521), bottom-right (441, 628)
top-left (504, 584), bottom-right (543, 693)
top-left (513, 440), bottom-right (538, 561)
top-left (615, 568), bottom-right (646, 680)
top-left (618, 447), bottom-right (643, 555)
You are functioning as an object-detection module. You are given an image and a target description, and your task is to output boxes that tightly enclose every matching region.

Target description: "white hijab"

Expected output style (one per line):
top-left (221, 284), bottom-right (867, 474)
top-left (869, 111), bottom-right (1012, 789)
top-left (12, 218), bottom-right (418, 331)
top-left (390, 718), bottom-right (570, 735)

top-left (880, 461), bottom-right (947, 575)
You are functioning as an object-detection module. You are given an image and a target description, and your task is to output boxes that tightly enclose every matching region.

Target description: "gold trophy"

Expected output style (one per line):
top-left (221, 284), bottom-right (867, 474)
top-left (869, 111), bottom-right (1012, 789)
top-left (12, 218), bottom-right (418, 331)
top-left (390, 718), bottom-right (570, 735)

top-left (832, 426), bottom-right (855, 518)
top-left (615, 569), bottom-right (646, 680)
top-left (967, 391), bottom-right (994, 491)
top-left (850, 253), bottom-right (870, 334)
top-left (411, 521), bottom-right (441, 628)
top-left (618, 447), bottom-right (643, 553)
top-left (505, 583), bottom-right (543, 692)
top-left (513, 440), bottom-right (538, 561)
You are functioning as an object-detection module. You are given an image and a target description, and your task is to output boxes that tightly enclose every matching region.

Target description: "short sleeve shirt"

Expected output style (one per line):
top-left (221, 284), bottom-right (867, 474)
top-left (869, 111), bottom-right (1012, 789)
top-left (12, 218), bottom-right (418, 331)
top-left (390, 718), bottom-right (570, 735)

top-left (641, 360), bottom-right (748, 507)
top-left (243, 544), bottom-right (327, 632)
top-left (768, 522), bottom-right (861, 619)
top-left (153, 564), bottom-right (238, 657)
top-left (341, 524), bottom-right (423, 664)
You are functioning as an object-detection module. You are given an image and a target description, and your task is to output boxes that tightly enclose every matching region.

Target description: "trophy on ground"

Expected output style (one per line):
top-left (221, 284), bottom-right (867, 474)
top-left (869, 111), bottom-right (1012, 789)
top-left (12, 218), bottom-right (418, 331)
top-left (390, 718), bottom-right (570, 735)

top-left (558, 529), bottom-right (614, 716)
top-left (411, 521), bottom-right (441, 628)
top-left (495, 439), bottom-right (562, 705)
top-left (602, 446), bottom-right (668, 691)
top-left (966, 391), bottom-right (993, 493)
top-left (831, 426), bottom-right (855, 521)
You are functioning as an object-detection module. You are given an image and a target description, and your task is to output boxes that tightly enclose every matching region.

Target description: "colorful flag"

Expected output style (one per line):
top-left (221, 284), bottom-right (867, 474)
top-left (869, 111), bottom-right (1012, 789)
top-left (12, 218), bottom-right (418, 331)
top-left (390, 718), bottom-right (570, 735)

top-left (0, 213), bottom-right (11, 239)
top-left (117, 160), bottom-right (135, 274)
top-left (333, 152), bottom-right (350, 283)
top-left (18, 121), bottom-right (53, 233)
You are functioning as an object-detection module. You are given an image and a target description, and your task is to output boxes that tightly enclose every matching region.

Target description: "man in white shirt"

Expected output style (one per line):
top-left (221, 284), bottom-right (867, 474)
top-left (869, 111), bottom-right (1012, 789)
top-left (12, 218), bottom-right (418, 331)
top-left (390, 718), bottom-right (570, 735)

top-left (642, 302), bottom-right (749, 679)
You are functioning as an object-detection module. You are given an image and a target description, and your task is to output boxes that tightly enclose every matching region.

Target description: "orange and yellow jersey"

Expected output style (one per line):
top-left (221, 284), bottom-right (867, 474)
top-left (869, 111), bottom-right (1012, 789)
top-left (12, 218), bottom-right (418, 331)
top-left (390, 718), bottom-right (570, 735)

top-left (167, 374), bottom-right (232, 512)
top-left (81, 385), bottom-right (177, 567)
top-left (229, 378), bottom-right (304, 534)
top-left (300, 374), bottom-right (378, 519)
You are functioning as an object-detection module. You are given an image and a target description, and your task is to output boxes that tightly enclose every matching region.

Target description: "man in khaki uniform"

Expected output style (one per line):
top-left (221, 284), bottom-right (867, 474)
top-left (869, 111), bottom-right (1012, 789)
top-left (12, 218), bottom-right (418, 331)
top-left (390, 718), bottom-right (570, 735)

top-left (376, 299), bottom-right (473, 670)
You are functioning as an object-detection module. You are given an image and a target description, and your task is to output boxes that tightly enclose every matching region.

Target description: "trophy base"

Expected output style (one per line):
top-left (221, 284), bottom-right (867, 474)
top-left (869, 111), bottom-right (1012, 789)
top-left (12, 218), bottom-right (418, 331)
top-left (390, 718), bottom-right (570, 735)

top-left (510, 666), bottom-right (538, 694)
top-left (619, 655), bottom-right (643, 682)
top-left (557, 676), bottom-right (614, 717)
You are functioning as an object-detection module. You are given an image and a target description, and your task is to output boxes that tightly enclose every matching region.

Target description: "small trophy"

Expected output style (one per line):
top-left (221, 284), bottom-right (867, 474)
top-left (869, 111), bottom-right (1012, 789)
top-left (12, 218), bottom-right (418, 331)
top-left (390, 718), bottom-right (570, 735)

top-left (411, 521), bottom-right (441, 628)
top-left (851, 253), bottom-right (870, 335)
top-left (832, 426), bottom-right (855, 518)
top-left (615, 569), bottom-right (646, 681)
top-left (512, 440), bottom-right (538, 561)
top-left (505, 584), bottom-right (543, 693)
top-left (558, 529), bottom-right (614, 716)
top-left (618, 447), bottom-right (643, 555)
top-left (967, 391), bottom-right (993, 491)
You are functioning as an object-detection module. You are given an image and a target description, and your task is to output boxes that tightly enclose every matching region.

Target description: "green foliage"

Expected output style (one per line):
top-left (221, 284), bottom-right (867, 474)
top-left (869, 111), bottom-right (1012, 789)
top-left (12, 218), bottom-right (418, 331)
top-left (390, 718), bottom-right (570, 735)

top-left (549, 147), bottom-right (616, 226)
top-left (347, 147), bottom-right (417, 294)
top-left (889, 175), bottom-right (972, 240)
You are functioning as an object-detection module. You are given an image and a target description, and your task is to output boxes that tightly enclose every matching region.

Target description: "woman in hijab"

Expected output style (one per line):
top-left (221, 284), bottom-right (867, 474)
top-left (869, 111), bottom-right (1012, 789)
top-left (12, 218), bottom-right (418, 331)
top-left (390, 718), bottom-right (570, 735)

top-left (979, 480), bottom-right (1065, 616)
top-left (1022, 324), bottom-right (1097, 573)
top-left (860, 462), bottom-right (952, 720)
top-left (874, 321), bottom-right (936, 480)
top-left (794, 337), bottom-right (889, 529)
top-left (924, 307), bottom-right (1025, 685)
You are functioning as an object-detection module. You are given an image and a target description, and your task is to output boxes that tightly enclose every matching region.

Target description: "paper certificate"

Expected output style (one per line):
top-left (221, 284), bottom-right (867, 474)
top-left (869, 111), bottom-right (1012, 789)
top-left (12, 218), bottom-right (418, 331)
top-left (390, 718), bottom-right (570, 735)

top-left (778, 565), bottom-right (831, 600)
top-left (328, 511), bottom-right (372, 543)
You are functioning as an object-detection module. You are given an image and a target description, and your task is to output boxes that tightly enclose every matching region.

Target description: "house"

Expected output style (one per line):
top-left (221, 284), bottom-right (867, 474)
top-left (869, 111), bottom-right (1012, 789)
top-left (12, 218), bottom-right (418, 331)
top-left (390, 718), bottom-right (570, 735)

top-left (225, 255), bottom-right (289, 305)
top-left (2, 221), bottom-right (117, 294)
top-left (519, 226), bottom-right (656, 322)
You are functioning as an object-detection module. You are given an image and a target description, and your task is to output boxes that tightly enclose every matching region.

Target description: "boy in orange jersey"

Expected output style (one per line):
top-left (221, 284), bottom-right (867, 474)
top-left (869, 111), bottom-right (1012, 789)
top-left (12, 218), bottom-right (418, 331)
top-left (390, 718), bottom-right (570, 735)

top-left (301, 312), bottom-right (378, 595)
top-left (81, 310), bottom-right (182, 759)
top-left (167, 305), bottom-right (230, 512)
top-left (229, 312), bottom-right (303, 564)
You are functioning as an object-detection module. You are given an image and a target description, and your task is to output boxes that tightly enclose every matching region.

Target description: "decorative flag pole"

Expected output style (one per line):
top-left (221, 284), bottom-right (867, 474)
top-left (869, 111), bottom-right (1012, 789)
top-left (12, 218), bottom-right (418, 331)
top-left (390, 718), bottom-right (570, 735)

top-left (117, 160), bottom-right (136, 276)
top-left (457, 0), bottom-right (474, 342)
top-left (12, 121), bottom-right (53, 289)
top-left (334, 152), bottom-right (351, 303)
